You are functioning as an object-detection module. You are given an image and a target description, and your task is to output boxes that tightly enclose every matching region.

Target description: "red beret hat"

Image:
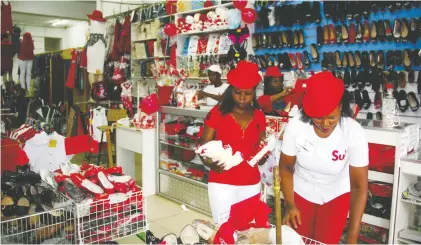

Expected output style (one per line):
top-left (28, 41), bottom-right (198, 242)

top-left (264, 66), bottom-right (283, 77)
top-left (227, 61), bottom-right (262, 89)
top-left (303, 71), bottom-right (345, 117)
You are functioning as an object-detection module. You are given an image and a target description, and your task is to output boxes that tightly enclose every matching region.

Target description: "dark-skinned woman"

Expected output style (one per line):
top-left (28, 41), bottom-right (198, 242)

top-left (279, 71), bottom-right (368, 244)
top-left (257, 66), bottom-right (292, 115)
top-left (199, 61), bottom-right (267, 225)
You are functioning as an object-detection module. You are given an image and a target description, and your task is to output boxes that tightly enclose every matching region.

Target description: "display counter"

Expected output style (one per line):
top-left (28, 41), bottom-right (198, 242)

top-left (116, 125), bottom-right (157, 197)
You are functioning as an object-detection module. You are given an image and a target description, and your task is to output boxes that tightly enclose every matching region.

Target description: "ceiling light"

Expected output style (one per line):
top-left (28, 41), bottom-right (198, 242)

top-left (52, 19), bottom-right (65, 26)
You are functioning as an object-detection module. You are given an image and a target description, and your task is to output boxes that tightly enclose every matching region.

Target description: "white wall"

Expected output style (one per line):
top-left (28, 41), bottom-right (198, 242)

top-left (63, 22), bottom-right (89, 49)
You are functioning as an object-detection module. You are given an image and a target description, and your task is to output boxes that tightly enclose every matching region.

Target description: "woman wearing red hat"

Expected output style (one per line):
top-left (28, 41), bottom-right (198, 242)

top-left (257, 66), bottom-right (292, 115)
top-left (279, 71), bottom-right (368, 244)
top-left (200, 61), bottom-right (267, 224)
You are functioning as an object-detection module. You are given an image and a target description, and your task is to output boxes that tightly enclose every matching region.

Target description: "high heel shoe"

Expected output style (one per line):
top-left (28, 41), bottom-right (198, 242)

top-left (288, 53), bottom-right (297, 69)
top-left (293, 30), bottom-right (299, 48)
top-left (384, 20), bottom-right (393, 41)
top-left (401, 18), bottom-right (409, 42)
top-left (299, 30), bottom-right (305, 48)
top-left (371, 21), bottom-right (377, 42)
top-left (303, 50), bottom-right (312, 68)
top-left (342, 24), bottom-right (349, 43)
top-left (317, 26), bottom-right (323, 46)
top-left (329, 24), bottom-right (336, 44)
top-left (356, 22), bottom-right (363, 43)
top-left (296, 52), bottom-right (304, 70)
top-left (369, 51), bottom-right (377, 68)
top-left (408, 18), bottom-right (418, 44)
top-left (393, 19), bottom-right (401, 42)
top-left (377, 20), bottom-right (386, 42)
top-left (310, 44), bottom-right (319, 63)
top-left (377, 50), bottom-right (385, 70)
top-left (323, 25), bottom-right (329, 45)
top-left (342, 51), bottom-right (349, 68)
top-left (348, 24), bottom-right (356, 44)
top-left (335, 51), bottom-right (342, 69)
top-left (355, 51), bottom-right (362, 69)
top-left (348, 52), bottom-right (355, 68)
top-left (363, 21), bottom-right (371, 43)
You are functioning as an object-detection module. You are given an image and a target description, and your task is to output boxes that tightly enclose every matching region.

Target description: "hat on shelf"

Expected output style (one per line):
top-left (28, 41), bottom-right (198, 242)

top-left (87, 10), bottom-right (106, 22)
top-left (227, 60), bottom-right (262, 89)
top-left (205, 64), bottom-right (222, 74)
top-left (264, 66), bottom-right (283, 77)
top-left (302, 71), bottom-right (345, 118)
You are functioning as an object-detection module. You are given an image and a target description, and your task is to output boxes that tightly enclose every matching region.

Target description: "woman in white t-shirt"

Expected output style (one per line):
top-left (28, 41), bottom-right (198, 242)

top-left (196, 65), bottom-right (229, 106)
top-left (279, 71), bottom-right (368, 244)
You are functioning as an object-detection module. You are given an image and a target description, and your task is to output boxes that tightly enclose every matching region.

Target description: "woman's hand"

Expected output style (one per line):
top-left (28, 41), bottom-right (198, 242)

top-left (203, 157), bottom-right (224, 173)
top-left (284, 204), bottom-right (301, 229)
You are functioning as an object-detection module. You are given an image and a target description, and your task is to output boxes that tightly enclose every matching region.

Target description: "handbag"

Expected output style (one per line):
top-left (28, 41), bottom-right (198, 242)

top-left (140, 93), bottom-right (159, 115)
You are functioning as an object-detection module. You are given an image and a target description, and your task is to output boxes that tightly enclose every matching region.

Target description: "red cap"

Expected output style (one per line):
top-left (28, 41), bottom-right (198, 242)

top-left (87, 10), bottom-right (106, 22)
top-left (227, 61), bottom-right (261, 89)
top-left (264, 66), bottom-right (283, 77)
top-left (302, 71), bottom-right (345, 117)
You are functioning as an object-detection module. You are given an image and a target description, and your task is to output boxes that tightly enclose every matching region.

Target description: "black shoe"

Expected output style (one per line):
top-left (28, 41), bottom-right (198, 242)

top-left (357, 70), bottom-right (366, 90)
top-left (394, 50), bottom-right (403, 66)
top-left (408, 18), bottom-right (418, 44)
top-left (361, 51), bottom-right (370, 70)
top-left (365, 70), bottom-right (372, 87)
top-left (408, 91), bottom-right (420, 112)
top-left (372, 70), bottom-right (381, 92)
top-left (412, 49), bottom-right (421, 66)
top-left (356, 22), bottom-right (363, 43)
top-left (354, 89), bottom-right (364, 109)
top-left (355, 51), bottom-right (362, 69)
top-left (317, 26), bottom-right (323, 46)
top-left (367, 112), bottom-right (373, 120)
top-left (376, 111), bottom-right (383, 120)
top-left (386, 50), bottom-right (395, 70)
top-left (344, 68), bottom-right (351, 88)
top-left (349, 90), bottom-right (355, 104)
top-left (313, 1), bottom-right (321, 24)
top-left (362, 90), bottom-right (372, 110)
top-left (351, 68), bottom-right (357, 88)
top-left (377, 51), bottom-right (385, 70)
top-left (303, 50), bottom-right (311, 68)
top-left (398, 90), bottom-right (409, 112)
top-left (408, 70), bottom-right (415, 83)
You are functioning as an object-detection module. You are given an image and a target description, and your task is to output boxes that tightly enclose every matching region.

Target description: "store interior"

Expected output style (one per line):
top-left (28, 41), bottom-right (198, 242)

top-left (1, 0), bottom-right (421, 244)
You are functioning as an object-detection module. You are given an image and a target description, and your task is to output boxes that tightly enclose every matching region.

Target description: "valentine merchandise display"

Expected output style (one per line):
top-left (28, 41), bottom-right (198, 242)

top-left (45, 163), bottom-right (146, 244)
top-left (0, 170), bottom-right (75, 244)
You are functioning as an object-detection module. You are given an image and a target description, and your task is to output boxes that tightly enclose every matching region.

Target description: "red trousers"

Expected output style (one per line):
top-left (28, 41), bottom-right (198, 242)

top-left (294, 192), bottom-right (350, 244)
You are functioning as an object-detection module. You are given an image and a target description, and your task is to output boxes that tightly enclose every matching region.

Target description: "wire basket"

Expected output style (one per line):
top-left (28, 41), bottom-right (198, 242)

top-left (73, 187), bottom-right (147, 244)
top-left (0, 191), bottom-right (76, 244)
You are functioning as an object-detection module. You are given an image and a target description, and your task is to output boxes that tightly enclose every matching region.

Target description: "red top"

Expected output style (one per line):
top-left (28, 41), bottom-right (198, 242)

top-left (18, 33), bottom-right (34, 61)
top-left (204, 106), bottom-right (266, 186)
top-left (257, 95), bottom-right (272, 113)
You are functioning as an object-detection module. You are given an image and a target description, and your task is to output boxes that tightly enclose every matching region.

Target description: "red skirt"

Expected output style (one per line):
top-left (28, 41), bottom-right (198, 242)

top-left (65, 61), bottom-right (76, 89)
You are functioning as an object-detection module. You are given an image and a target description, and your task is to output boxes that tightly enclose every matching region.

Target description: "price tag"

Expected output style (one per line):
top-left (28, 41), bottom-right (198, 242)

top-left (96, 69), bottom-right (101, 75)
top-left (235, 53), bottom-right (240, 57)
top-left (49, 139), bottom-right (57, 148)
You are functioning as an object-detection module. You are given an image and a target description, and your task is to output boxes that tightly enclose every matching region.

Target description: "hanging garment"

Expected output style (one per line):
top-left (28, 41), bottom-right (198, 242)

top-left (86, 21), bottom-right (107, 75)
top-left (119, 15), bottom-right (131, 54)
top-left (12, 25), bottom-right (21, 55)
top-left (1, 1), bottom-right (13, 35)
top-left (18, 60), bottom-right (33, 90)
top-left (88, 106), bottom-right (108, 142)
top-left (1, 43), bottom-right (13, 76)
top-left (51, 54), bottom-right (65, 105)
top-left (111, 20), bottom-right (122, 61)
top-left (1, 138), bottom-right (28, 175)
top-left (121, 81), bottom-right (133, 117)
top-left (105, 20), bottom-right (115, 58)
top-left (65, 49), bottom-right (77, 89)
top-left (23, 131), bottom-right (73, 173)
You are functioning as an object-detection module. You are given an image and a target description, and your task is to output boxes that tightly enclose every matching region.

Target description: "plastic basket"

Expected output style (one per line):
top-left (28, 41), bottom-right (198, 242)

top-left (0, 189), bottom-right (76, 244)
top-left (72, 186), bottom-right (147, 244)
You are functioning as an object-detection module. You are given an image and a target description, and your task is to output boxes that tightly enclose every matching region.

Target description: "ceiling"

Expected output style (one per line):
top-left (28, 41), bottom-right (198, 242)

top-left (13, 13), bottom-right (87, 28)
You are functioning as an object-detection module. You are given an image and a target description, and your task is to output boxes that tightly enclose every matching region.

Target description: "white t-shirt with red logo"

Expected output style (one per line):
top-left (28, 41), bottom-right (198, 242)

top-left (281, 114), bottom-right (369, 204)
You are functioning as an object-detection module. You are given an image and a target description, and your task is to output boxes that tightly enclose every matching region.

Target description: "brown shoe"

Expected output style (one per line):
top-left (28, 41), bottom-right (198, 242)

top-left (403, 49), bottom-right (411, 68)
top-left (342, 52), bottom-right (349, 68)
top-left (324, 25), bottom-right (329, 44)
top-left (348, 52), bottom-right (355, 68)
top-left (336, 51), bottom-right (342, 69)
top-left (399, 71), bottom-right (407, 88)
top-left (342, 24), bottom-right (349, 43)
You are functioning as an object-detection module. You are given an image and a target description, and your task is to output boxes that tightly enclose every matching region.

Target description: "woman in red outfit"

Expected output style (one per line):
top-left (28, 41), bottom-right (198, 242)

top-left (280, 71), bottom-right (368, 244)
top-left (200, 61), bottom-right (267, 224)
top-left (257, 66), bottom-right (292, 115)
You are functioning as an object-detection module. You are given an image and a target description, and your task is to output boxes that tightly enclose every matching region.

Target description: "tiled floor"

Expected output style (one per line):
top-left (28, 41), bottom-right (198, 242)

top-left (117, 195), bottom-right (212, 244)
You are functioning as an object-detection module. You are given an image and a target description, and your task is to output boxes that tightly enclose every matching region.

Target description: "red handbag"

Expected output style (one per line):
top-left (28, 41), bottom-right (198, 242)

top-left (157, 85), bottom-right (174, 106)
top-left (368, 143), bottom-right (395, 174)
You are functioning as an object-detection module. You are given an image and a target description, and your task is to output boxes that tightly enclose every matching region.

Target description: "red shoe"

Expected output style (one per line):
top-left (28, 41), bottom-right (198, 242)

top-left (329, 24), bottom-right (336, 44)
top-left (296, 52), bottom-right (304, 70)
top-left (113, 182), bottom-right (128, 193)
top-left (288, 53), bottom-right (297, 69)
top-left (98, 171), bottom-right (115, 194)
top-left (85, 166), bottom-right (100, 178)
top-left (108, 175), bottom-right (132, 183)
top-left (80, 163), bottom-right (93, 171)
top-left (54, 174), bottom-right (69, 184)
top-left (70, 173), bottom-right (104, 194)
top-left (348, 24), bottom-right (356, 44)
top-left (106, 166), bottom-right (123, 176)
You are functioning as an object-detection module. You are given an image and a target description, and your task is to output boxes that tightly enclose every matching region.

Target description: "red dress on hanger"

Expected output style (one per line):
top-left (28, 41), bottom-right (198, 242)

top-left (65, 49), bottom-right (77, 89)
top-left (111, 20), bottom-right (122, 61)
top-left (1, 1), bottom-right (13, 35)
top-left (119, 15), bottom-right (131, 54)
